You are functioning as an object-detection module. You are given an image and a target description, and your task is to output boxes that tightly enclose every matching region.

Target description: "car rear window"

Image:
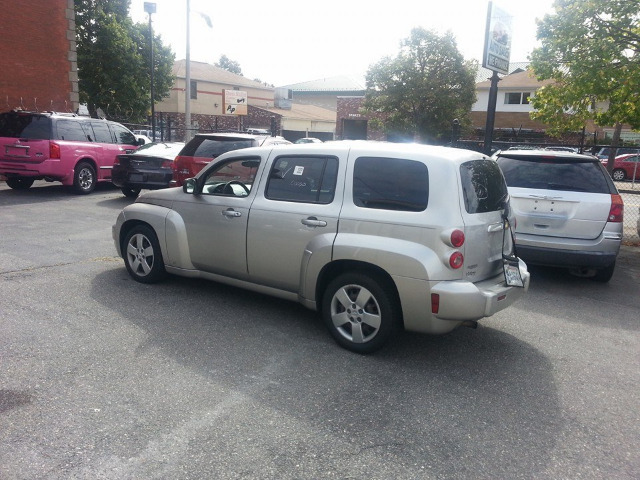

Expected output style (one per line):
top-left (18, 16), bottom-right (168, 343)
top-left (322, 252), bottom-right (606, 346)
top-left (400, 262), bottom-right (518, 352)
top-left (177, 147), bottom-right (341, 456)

top-left (460, 159), bottom-right (509, 214)
top-left (496, 155), bottom-right (611, 193)
top-left (353, 157), bottom-right (428, 212)
top-left (0, 112), bottom-right (52, 139)
top-left (180, 136), bottom-right (257, 158)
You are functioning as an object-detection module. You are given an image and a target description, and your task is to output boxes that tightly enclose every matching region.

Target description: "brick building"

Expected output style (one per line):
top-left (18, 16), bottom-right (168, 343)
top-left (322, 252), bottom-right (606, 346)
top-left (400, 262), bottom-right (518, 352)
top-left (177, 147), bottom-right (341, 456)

top-left (0, 0), bottom-right (78, 113)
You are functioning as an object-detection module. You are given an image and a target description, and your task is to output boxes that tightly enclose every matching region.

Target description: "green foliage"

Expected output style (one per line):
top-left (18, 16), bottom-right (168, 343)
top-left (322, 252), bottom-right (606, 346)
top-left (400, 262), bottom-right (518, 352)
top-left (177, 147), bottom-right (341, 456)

top-left (363, 28), bottom-right (477, 143)
top-left (216, 55), bottom-right (243, 76)
top-left (75, 0), bottom-right (175, 123)
top-left (530, 0), bottom-right (640, 134)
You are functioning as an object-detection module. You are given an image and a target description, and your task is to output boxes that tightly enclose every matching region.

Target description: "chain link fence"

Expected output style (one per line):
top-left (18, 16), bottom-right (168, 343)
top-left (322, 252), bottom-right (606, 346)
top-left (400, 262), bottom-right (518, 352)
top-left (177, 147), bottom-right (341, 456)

top-left (618, 182), bottom-right (640, 245)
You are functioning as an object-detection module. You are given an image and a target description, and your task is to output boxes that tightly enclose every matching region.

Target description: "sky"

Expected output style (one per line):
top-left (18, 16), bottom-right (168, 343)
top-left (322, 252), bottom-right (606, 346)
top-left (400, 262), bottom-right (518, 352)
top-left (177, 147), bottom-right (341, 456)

top-left (129, 0), bottom-right (557, 87)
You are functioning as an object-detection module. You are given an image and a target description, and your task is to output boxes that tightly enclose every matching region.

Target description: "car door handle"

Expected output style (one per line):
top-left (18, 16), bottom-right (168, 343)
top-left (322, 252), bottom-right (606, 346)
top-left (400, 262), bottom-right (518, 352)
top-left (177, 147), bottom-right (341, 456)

top-left (301, 216), bottom-right (327, 227)
top-left (222, 209), bottom-right (242, 218)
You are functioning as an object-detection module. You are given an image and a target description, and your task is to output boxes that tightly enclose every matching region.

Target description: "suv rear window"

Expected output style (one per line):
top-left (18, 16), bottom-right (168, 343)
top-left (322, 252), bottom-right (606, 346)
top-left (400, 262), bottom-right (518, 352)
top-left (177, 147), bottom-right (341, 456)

top-left (0, 112), bottom-right (51, 139)
top-left (496, 155), bottom-right (611, 194)
top-left (181, 136), bottom-right (257, 158)
top-left (460, 159), bottom-right (509, 214)
top-left (353, 157), bottom-right (429, 212)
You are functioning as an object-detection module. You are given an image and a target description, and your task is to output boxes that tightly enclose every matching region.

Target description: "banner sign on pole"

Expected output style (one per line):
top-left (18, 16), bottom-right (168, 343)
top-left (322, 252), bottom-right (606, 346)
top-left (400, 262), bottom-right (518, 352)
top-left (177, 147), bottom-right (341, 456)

top-left (482, 2), bottom-right (512, 75)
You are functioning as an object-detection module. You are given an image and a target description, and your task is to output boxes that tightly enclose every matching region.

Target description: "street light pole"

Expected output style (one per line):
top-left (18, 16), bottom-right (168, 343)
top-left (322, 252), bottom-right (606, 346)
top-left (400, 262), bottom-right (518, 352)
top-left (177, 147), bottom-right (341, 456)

top-left (144, 3), bottom-right (156, 140)
top-left (185, 0), bottom-right (191, 142)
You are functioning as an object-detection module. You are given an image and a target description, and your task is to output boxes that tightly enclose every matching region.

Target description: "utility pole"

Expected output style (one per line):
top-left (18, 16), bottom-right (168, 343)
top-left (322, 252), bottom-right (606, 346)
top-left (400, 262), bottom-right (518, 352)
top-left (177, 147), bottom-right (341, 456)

top-left (185, 0), bottom-right (191, 142)
top-left (144, 2), bottom-right (156, 140)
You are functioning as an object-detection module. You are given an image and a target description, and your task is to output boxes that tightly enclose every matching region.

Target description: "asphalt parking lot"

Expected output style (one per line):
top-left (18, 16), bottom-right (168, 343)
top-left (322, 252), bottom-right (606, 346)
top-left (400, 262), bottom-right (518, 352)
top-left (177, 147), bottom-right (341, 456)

top-left (1, 181), bottom-right (639, 479)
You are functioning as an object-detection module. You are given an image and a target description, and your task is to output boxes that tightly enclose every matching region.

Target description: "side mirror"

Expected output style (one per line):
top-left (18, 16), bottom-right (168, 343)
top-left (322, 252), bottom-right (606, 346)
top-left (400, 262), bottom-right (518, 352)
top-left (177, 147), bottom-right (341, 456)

top-left (137, 137), bottom-right (146, 146)
top-left (183, 178), bottom-right (197, 194)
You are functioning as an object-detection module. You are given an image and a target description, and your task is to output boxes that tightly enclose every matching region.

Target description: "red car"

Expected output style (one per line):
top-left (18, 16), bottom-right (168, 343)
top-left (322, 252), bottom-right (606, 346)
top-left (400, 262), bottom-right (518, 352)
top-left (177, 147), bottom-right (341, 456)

top-left (602, 153), bottom-right (640, 181)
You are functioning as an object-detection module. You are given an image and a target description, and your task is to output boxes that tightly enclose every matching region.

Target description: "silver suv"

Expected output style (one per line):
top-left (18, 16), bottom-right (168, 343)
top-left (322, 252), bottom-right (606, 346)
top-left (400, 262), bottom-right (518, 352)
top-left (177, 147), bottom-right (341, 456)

top-left (113, 142), bottom-right (529, 353)
top-left (494, 149), bottom-right (623, 282)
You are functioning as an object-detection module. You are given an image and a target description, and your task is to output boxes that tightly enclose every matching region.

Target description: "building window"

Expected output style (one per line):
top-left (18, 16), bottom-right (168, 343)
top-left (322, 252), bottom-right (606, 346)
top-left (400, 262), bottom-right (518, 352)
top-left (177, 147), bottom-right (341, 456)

top-left (505, 92), bottom-right (531, 105)
top-left (190, 80), bottom-right (197, 99)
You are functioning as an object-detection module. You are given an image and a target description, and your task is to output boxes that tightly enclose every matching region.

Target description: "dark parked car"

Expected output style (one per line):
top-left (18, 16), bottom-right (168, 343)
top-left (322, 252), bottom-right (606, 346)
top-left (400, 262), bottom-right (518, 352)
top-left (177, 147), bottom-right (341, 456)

top-left (112, 142), bottom-right (184, 198)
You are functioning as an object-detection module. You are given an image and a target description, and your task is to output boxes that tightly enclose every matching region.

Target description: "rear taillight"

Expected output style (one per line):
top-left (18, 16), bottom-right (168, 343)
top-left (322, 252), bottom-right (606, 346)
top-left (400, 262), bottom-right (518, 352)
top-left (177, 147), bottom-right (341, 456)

top-left (113, 158), bottom-right (120, 166)
top-left (449, 251), bottom-right (464, 269)
top-left (450, 229), bottom-right (465, 247)
top-left (431, 294), bottom-right (440, 314)
top-left (161, 160), bottom-right (172, 169)
top-left (608, 194), bottom-right (624, 222)
top-left (49, 142), bottom-right (60, 159)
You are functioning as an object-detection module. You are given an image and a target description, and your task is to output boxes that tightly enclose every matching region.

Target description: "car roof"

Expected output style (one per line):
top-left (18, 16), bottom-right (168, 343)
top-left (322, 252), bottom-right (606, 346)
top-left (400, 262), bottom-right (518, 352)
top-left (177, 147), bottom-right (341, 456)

top-left (195, 132), bottom-right (259, 140)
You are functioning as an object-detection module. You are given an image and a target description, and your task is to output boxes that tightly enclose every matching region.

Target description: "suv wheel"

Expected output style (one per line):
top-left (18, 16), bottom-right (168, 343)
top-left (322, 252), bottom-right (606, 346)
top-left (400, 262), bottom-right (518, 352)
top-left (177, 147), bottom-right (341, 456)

top-left (593, 262), bottom-right (615, 283)
top-left (612, 169), bottom-right (626, 181)
top-left (121, 187), bottom-right (141, 198)
top-left (123, 225), bottom-right (167, 283)
top-left (6, 177), bottom-right (35, 190)
top-left (322, 272), bottom-right (398, 353)
top-left (73, 161), bottom-right (97, 194)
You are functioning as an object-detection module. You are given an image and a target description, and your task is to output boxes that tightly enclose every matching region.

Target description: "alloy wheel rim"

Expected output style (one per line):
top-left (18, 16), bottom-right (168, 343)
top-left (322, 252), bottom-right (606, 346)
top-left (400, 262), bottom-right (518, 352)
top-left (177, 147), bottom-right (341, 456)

top-left (330, 284), bottom-right (382, 343)
top-left (126, 233), bottom-right (154, 276)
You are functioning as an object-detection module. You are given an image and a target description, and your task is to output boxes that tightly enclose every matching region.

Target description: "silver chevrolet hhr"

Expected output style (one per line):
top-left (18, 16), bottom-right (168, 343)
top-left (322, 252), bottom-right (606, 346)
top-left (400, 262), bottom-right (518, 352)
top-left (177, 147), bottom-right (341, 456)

top-left (113, 141), bottom-right (529, 353)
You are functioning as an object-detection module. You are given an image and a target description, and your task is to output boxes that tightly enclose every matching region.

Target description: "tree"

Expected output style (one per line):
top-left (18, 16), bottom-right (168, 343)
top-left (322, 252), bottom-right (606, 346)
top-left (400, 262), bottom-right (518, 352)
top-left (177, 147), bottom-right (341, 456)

top-left (216, 55), bottom-right (243, 76)
top-left (74, 0), bottom-right (175, 123)
top-left (529, 0), bottom-right (640, 171)
top-left (363, 28), bottom-right (477, 144)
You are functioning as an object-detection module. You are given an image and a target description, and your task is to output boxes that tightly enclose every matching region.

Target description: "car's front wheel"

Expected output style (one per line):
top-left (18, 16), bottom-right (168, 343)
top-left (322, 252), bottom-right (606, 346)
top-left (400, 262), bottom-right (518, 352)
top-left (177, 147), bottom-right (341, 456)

top-left (612, 169), bottom-right (626, 181)
top-left (123, 225), bottom-right (167, 283)
top-left (322, 272), bottom-right (399, 353)
top-left (121, 187), bottom-right (141, 198)
top-left (73, 161), bottom-right (97, 194)
top-left (6, 177), bottom-right (35, 190)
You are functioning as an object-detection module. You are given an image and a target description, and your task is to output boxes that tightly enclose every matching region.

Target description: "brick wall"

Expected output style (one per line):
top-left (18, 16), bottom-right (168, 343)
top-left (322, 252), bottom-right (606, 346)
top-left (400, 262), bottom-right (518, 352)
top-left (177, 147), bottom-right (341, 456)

top-left (336, 97), bottom-right (385, 140)
top-left (0, 0), bottom-right (78, 112)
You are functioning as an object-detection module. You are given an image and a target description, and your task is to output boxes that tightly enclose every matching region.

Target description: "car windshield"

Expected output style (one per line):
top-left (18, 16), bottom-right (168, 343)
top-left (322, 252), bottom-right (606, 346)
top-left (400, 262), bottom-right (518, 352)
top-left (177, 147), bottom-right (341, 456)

top-left (0, 112), bottom-right (52, 139)
top-left (134, 142), bottom-right (184, 159)
top-left (497, 155), bottom-right (611, 193)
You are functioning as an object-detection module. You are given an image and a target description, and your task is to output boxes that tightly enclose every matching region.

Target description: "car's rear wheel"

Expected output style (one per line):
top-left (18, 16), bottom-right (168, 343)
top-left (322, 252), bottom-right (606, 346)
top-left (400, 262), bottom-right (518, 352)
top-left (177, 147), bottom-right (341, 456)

top-left (593, 262), bottom-right (616, 283)
top-left (6, 177), bottom-right (35, 190)
top-left (123, 225), bottom-right (167, 283)
top-left (121, 187), bottom-right (141, 198)
top-left (322, 272), bottom-right (399, 353)
top-left (612, 169), bottom-right (626, 181)
top-left (73, 161), bottom-right (97, 194)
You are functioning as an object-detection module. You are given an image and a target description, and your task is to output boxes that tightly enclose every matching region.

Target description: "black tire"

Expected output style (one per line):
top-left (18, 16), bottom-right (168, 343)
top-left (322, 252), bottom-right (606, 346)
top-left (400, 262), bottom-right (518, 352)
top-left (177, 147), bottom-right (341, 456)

top-left (612, 169), bottom-right (626, 181)
top-left (322, 272), bottom-right (399, 353)
top-left (121, 187), bottom-right (141, 198)
top-left (123, 225), bottom-right (167, 283)
top-left (6, 177), bottom-right (35, 190)
top-left (73, 161), bottom-right (97, 194)
top-left (593, 262), bottom-right (615, 283)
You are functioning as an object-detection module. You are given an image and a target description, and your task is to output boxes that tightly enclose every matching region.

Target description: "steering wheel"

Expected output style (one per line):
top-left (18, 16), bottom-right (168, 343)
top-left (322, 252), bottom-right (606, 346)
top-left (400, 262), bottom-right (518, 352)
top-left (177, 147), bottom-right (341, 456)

top-left (222, 180), bottom-right (250, 196)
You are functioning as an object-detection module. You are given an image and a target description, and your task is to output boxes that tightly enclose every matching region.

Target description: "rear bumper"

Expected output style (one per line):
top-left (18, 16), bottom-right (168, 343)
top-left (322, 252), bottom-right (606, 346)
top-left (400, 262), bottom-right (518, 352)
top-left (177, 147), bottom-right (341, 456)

top-left (431, 259), bottom-right (530, 321)
top-left (394, 259), bottom-right (530, 335)
top-left (515, 230), bottom-right (621, 268)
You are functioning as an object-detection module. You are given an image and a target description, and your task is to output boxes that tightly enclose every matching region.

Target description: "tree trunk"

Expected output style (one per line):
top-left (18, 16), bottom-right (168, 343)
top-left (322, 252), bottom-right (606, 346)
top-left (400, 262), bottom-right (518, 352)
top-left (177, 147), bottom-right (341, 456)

top-left (606, 122), bottom-right (622, 176)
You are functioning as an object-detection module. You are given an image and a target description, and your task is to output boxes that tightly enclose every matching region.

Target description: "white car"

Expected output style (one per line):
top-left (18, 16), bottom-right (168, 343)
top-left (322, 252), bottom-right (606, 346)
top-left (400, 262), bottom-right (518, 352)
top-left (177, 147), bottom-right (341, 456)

top-left (494, 149), bottom-right (623, 282)
top-left (114, 142), bottom-right (529, 353)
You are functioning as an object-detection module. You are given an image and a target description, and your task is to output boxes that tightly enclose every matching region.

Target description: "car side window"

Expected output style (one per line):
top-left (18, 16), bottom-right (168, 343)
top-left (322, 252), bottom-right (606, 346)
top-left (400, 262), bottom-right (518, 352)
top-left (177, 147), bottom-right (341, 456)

top-left (353, 156), bottom-right (428, 211)
top-left (55, 120), bottom-right (88, 142)
top-left (111, 124), bottom-right (137, 145)
top-left (89, 121), bottom-right (113, 143)
top-left (265, 156), bottom-right (338, 204)
top-left (201, 157), bottom-right (260, 197)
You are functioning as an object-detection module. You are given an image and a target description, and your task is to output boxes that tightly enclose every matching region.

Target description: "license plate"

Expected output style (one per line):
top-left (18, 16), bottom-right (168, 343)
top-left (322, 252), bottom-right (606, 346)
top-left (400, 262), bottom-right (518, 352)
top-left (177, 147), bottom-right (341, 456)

top-left (503, 259), bottom-right (524, 287)
top-left (129, 174), bottom-right (144, 182)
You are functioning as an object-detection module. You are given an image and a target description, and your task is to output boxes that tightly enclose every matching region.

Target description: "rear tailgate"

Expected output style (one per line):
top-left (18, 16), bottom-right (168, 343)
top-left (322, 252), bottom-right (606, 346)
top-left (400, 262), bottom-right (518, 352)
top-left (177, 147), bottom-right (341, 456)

top-left (0, 138), bottom-right (50, 166)
top-left (509, 188), bottom-right (610, 240)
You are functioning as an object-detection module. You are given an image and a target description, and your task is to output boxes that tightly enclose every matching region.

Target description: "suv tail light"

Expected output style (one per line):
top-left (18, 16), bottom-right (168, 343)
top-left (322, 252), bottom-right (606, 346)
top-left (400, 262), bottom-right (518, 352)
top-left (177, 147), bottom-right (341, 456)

top-left (449, 251), bottom-right (464, 269)
top-left (608, 194), bottom-right (624, 222)
top-left (49, 142), bottom-right (61, 159)
top-left (450, 229), bottom-right (465, 247)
